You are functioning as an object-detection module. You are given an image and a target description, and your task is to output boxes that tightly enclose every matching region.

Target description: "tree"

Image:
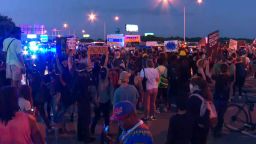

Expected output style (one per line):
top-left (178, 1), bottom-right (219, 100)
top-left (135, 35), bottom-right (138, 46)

top-left (0, 15), bottom-right (16, 49)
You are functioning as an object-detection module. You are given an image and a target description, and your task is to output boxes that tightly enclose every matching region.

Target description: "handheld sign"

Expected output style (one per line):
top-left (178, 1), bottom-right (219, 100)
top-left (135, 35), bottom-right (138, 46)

top-left (164, 40), bottom-right (178, 52)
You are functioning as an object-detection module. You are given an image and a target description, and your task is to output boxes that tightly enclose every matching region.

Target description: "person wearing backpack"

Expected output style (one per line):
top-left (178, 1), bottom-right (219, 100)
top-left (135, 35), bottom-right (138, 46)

top-left (187, 76), bottom-right (211, 144)
top-left (234, 57), bottom-right (247, 98)
top-left (212, 64), bottom-right (232, 137)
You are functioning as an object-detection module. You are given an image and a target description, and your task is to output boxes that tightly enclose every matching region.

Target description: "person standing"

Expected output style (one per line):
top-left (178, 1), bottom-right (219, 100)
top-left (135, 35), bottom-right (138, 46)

top-left (234, 57), bottom-right (247, 98)
top-left (212, 64), bottom-right (232, 137)
top-left (91, 67), bottom-right (113, 135)
top-left (0, 86), bottom-right (44, 144)
top-left (187, 77), bottom-right (210, 144)
top-left (73, 68), bottom-right (95, 143)
top-left (2, 27), bottom-right (25, 87)
top-left (156, 58), bottom-right (168, 112)
top-left (140, 59), bottom-right (160, 121)
top-left (113, 71), bottom-right (139, 107)
top-left (108, 101), bottom-right (154, 144)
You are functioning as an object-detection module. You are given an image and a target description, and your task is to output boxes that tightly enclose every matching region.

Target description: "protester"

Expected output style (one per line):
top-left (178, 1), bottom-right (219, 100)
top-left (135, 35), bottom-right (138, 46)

top-left (167, 53), bottom-right (179, 109)
top-left (0, 86), bottom-right (45, 144)
top-left (234, 57), bottom-right (247, 98)
top-left (91, 67), bottom-right (113, 135)
top-left (113, 71), bottom-right (139, 107)
top-left (109, 101), bottom-right (154, 144)
top-left (187, 76), bottom-right (210, 144)
top-left (156, 57), bottom-right (168, 112)
top-left (165, 100), bottom-right (193, 144)
top-left (140, 59), bottom-right (160, 121)
top-left (73, 68), bottom-right (95, 143)
top-left (212, 64), bottom-right (232, 137)
top-left (2, 27), bottom-right (25, 87)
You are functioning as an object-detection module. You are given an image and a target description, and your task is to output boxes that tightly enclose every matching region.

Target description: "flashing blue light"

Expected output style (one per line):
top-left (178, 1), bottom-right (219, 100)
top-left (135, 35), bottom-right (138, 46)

top-left (29, 41), bottom-right (39, 51)
top-left (31, 54), bottom-right (37, 60)
top-left (23, 50), bottom-right (29, 55)
top-left (40, 35), bottom-right (48, 42)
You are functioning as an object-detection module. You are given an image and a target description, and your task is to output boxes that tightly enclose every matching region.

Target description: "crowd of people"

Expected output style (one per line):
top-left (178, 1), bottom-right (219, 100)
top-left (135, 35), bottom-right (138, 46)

top-left (1, 27), bottom-right (256, 144)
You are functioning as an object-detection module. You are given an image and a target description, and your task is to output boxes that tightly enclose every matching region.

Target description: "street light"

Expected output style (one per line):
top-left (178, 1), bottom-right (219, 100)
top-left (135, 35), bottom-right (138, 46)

top-left (63, 23), bottom-right (68, 29)
top-left (114, 16), bottom-right (120, 22)
top-left (63, 23), bottom-right (71, 35)
top-left (197, 0), bottom-right (203, 5)
top-left (88, 12), bottom-right (97, 22)
top-left (82, 30), bottom-right (86, 34)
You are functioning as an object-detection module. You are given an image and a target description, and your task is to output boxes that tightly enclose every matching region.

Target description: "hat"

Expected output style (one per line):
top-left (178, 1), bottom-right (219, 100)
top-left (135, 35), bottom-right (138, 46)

top-left (119, 71), bottom-right (131, 83)
top-left (179, 49), bottom-right (187, 56)
top-left (111, 101), bottom-right (136, 121)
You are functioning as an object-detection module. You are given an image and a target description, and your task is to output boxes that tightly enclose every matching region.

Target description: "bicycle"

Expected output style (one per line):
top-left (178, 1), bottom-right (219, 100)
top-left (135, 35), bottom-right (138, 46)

top-left (224, 89), bottom-right (256, 138)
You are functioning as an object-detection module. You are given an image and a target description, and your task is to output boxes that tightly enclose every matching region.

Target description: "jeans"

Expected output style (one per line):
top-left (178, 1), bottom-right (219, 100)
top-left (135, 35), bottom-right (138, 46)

top-left (144, 88), bottom-right (158, 117)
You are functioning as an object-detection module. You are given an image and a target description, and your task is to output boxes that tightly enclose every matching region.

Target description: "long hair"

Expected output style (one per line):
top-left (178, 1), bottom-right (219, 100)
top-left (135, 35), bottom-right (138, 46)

top-left (190, 76), bottom-right (212, 100)
top-left (0, 86), bottom-right (19, 125)
top-left (19, 85), bottom-right (33, 106)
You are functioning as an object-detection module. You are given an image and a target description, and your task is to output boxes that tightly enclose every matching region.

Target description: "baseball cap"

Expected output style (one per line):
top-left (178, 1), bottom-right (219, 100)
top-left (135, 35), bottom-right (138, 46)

top-left (111, 101), bottom-right (136, 121)
top-left (119, 71), bottom-right (131, 83)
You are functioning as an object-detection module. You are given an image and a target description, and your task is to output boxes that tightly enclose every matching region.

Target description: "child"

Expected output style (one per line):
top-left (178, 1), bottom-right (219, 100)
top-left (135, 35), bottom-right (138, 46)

top-left (166, 100), bottom-right (193, 144)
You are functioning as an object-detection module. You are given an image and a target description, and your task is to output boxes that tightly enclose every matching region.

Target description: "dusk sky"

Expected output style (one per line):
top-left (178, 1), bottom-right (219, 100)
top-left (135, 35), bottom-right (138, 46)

top-left (1, 0), bottom-right (256, 39)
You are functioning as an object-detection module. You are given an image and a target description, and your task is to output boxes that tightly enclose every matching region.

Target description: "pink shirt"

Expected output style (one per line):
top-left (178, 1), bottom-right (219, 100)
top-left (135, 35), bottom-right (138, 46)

top-left (0, 112), bottom-right (33, 144)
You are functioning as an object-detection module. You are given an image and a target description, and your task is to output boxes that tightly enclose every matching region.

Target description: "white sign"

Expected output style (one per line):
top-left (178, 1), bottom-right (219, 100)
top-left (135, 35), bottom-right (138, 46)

top-left (126, 24), bottom-right (139, 32)
top-left (229, 39), bottom-right (238, 50)
top-left (164, 40), bottom-right (178, 52)
top-left (107, 34), bottom-right (124, 47)
top-left (146, 41), bottom-right (158, 47)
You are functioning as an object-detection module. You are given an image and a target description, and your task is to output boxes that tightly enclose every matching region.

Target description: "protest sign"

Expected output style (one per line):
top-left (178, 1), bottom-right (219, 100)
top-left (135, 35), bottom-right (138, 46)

top-left (88, 46), bottom-right (108, 55)
top-left (229, 39), bottom-right (238, 50)
top-left (164, 40), bottom-right (178, 52)
top-left (207, 31), bottom-right (220, 59)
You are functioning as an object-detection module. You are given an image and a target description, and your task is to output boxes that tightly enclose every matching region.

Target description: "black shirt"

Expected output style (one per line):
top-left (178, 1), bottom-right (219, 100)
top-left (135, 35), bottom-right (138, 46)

top-left (166, 113), bottom-right (194, 144)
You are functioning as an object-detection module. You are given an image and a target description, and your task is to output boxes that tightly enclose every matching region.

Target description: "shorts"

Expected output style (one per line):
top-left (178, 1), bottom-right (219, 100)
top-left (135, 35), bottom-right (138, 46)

top-left (6, 64), bottom-right (22, 81)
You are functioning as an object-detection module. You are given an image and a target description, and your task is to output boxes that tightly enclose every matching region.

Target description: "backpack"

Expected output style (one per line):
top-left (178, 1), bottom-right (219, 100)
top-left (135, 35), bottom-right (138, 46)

top-left (191, 93), bottom-right (218, 128)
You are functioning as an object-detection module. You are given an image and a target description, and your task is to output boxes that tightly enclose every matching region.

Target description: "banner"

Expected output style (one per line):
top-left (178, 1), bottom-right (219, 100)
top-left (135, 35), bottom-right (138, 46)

top-left (107, 34), bottom-right (124, 47)
top-left (88, 46), bottom-right (108, 55)
top-left (207, 30), bottom-right (220, 57)
top-left (124, 35), bottom-right (141, 43)
top-left (146, 41), bottom-right (158, 47)
top-left (164, 40), bottom-right (178, 52)
top-left (229, 39), bottom-right (238, 50)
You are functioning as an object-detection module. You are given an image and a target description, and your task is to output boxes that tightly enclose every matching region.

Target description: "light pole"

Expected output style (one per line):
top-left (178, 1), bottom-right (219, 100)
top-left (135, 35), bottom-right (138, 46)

top-left (183, 0), bottom-right (204, 43)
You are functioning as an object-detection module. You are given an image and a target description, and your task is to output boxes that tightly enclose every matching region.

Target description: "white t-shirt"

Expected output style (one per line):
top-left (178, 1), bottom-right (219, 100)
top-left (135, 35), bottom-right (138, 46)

top-left (18, 97), bottom-right (32, 111)
top-left (2, 38), bottom-right (23, 68)
top-left (140, 68), bottom-right (159, 90)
